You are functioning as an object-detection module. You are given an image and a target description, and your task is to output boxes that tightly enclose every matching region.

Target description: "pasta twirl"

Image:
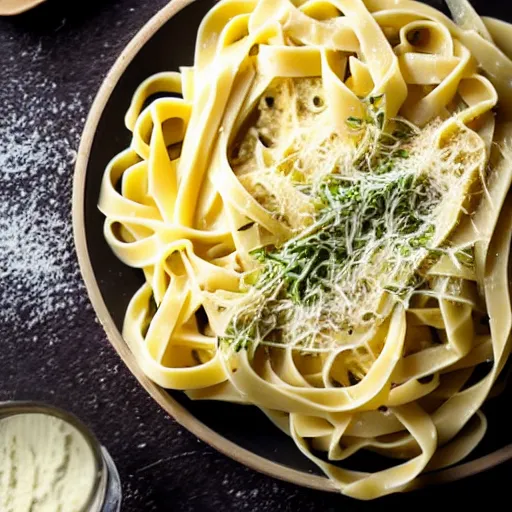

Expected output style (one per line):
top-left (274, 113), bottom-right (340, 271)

top-left (99, 0), bottom-right (512, 499)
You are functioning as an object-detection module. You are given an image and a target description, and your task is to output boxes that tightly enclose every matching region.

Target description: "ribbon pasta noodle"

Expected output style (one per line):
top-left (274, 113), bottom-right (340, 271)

top-left (99, 0), bottom-right (512, 499)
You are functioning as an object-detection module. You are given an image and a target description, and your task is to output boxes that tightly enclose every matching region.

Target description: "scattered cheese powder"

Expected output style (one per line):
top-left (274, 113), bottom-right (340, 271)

top-left (0, 413), bottom-right (98, 512)
top-left (0, 62), bottom-right (90, 335)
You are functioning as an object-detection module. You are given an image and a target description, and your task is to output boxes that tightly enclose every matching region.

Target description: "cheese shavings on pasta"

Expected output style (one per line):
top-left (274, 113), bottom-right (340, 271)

top-left (99, 0), bottom-right (512, 500)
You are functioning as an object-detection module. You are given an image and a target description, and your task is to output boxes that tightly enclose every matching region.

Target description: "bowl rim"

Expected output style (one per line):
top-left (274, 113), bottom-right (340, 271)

top-left (72, 0), bottom-right (512, 494)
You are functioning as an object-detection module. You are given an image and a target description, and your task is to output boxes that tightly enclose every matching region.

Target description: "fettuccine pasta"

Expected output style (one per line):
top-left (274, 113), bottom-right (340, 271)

top-left (99, 0), bottom-right (512, 499)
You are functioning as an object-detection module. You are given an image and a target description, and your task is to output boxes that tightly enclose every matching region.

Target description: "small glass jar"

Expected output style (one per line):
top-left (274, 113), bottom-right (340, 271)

top-left (0, 401), bottom-right (122, 512)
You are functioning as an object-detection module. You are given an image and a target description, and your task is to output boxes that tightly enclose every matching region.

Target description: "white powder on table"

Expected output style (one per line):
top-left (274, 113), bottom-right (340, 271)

top-left (0, 57), bottom-right (91, 337)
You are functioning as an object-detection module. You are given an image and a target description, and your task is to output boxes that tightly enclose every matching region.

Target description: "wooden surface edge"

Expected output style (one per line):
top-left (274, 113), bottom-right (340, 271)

top-left (0, 0), bottom-right (46, 16)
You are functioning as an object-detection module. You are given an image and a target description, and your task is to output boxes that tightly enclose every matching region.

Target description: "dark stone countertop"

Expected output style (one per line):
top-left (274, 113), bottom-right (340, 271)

top-left (0, 0), bottom-right (510, 510)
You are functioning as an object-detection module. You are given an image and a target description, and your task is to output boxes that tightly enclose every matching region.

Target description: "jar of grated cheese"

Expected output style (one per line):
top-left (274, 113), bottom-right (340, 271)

top-left (0, 402), bottom-right (122, 512)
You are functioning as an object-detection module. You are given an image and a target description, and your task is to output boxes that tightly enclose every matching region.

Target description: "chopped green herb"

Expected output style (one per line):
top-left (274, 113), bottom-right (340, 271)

top-left (376, 111), bottom-right (385, 129)
top-left (346, 116), bottom-right (363, 130)
top-left (221, 94), bottom-right (453, 355)
top-left (369, 94), bottom-right (384, 106)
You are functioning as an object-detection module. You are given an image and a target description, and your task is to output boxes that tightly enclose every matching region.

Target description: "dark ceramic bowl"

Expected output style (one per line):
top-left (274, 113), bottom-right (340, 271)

top-left (73, 0), bottom-right (512, 493)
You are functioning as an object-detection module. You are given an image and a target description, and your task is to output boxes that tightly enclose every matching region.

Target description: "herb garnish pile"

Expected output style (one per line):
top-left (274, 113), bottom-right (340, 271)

top-left (221, 96), bottom-right (464, 354)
